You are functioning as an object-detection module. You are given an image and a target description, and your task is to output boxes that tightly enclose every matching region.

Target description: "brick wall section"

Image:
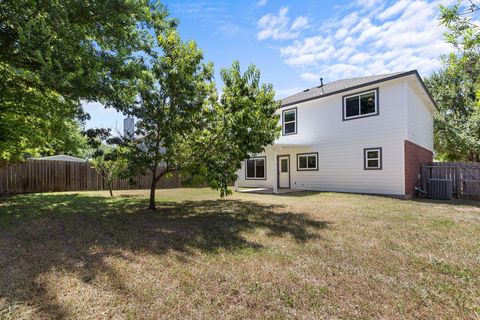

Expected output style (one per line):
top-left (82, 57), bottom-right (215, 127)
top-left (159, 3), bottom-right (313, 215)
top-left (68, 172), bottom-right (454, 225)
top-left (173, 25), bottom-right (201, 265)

top-left (404, 140), bottom-right (433, 196)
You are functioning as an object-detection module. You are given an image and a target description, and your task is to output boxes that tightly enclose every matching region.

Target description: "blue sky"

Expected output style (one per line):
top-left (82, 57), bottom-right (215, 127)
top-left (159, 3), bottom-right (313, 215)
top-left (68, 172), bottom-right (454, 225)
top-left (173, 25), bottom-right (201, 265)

top-left (84, 0), bottom-right (457, 130)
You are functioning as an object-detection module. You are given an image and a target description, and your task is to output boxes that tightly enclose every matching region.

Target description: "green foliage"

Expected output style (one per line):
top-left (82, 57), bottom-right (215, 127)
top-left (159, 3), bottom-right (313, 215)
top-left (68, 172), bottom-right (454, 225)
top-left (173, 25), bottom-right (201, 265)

top-left (183, 61), bottom-right (281, 196)
top-left (0, 0), bottom-right (168, 165)
top-left (119, 27), bottom-right (280, 208)
top-left (90, 148), bottom-right (128, 197)
top-left (440, 1), bottom-right (480, 54)
top-left (0, 61), bottom-right (82, 164)
top-left (425, 1), bottom-right (480, 161)
top-left (425, 69), bottom-right (480, 161)
top-left (46, 120), bottom-right (91, 159)
top-left (85, 128), bottom-right (127, 197)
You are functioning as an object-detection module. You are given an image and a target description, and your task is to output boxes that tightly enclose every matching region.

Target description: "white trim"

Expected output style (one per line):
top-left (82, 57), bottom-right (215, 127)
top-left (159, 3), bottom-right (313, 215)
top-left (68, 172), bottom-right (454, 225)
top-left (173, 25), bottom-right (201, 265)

top-left (365, 149), bottom-right (381, 169)
top-left (246, 157), bottom-right (266, 180)
top-left (283, 109), bottom-right (297, 135)
top-left (343, 89), bottom-right (377, 120)
top-left (273, 148), bottom-right (279, 194)
top-left (297, 153), bottom-right (318, 171)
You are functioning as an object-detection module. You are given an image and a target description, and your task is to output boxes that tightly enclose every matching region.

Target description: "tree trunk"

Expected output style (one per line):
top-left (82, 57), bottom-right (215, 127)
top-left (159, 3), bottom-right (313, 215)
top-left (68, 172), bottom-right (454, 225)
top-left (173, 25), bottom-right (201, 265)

top-left (467, 151), bottom-right (478, 162)
top-left (108, 179), bottom-right (113, 197)
top-left (149, 167), bottom-right (157, 210)
top-left (149, 182), bottom-right (156, 210)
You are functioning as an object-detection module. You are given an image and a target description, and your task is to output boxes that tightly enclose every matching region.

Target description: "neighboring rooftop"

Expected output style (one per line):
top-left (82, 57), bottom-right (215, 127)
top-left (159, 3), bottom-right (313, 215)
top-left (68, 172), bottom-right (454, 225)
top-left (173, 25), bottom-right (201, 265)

top-left (280, 70), bottom-right (421, 107)
top-left (35, 155), bottom-right (87, 162)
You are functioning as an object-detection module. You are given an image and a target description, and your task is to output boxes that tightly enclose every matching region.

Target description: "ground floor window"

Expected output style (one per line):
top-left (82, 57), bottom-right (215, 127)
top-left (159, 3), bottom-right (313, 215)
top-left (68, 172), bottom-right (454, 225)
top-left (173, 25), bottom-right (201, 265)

top-left (246, 157), bottom-right (266, 179)
top-left (364, 148), bottom-right (382, 170)
top-left (297, 153), bottom-right (318, 171)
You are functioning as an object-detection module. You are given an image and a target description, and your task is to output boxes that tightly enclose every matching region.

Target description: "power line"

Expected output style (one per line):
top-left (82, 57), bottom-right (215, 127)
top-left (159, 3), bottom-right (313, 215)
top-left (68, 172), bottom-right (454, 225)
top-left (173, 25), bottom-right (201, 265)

top-left (464, 0), bottom-right (479, 14)
top-left (458, 0), bottom-right (479, 15)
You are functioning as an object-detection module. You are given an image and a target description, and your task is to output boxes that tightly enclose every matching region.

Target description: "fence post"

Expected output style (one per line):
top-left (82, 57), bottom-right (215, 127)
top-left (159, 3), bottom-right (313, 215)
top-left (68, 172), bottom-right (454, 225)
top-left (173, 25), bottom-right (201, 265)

top-left (421, 163), bottom-right (427, 193)
top-left (456, 163), bottom-right (462, 199)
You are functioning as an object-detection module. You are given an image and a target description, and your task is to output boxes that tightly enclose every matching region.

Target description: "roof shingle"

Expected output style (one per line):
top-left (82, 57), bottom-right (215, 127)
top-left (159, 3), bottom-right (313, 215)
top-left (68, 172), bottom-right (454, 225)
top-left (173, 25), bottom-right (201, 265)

top-left (280, 71), bottom-right (412, 107)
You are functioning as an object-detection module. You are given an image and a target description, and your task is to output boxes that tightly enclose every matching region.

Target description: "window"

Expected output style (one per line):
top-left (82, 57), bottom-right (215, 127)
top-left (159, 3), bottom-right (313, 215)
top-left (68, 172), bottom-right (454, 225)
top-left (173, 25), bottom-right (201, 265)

top-left (297, 153), bottom-right (318, 171)
top-left (343, 89), bottom-right (378, 120)
top-left (364, 148), bottom-right (382, 170)
top-left (246, 157), bottom-right (266, 179)
top-left (280, 159), bottom-right (288, 172)
top-left (282, 108), bottom-right (297, 135)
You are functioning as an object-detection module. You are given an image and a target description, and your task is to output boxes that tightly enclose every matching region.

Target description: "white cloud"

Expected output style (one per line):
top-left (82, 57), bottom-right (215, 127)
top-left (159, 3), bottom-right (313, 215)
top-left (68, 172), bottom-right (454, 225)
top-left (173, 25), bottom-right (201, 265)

top-left (280, 36), bottom-right (335, 65)
top-left (169, 1), bottom-right (241, 39)
top-left (256, 7), bottom-right (309, 40)
top-left (349, 52), bottom-right (370, 64)
top-left (262, 0), bottom-right (455, 81)
top-left (218, 22), bottom-right (241, 37)
top-left (275, 87), bottom-right (305, 99)
top-left (291, 16), bottom-right (309, 31)
top-left (355, 0), bottom-right (383, 8)
top-left (378, 0), bottom-right (412, 20)
top-left (300, 72), bottom-right (320, 82)
top-left (334, 27), bottom-right (348, 40)
top-left (256, 0), bottom-right (267, 7)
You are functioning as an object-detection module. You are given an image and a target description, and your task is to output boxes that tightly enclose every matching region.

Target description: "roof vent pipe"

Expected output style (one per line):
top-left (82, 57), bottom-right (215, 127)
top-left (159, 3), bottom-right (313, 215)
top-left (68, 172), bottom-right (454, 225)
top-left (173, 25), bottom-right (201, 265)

top-left (320, 78), bottom-right (323, 87)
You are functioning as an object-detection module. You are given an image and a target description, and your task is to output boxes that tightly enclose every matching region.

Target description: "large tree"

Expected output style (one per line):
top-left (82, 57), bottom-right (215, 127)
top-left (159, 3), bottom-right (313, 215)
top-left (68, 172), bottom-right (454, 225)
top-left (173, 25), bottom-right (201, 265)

top-left (0, 0), bottom-right (169, 165)
top-left (425, 1), bottom-right (480, 161)
top-left (120, 28), bottom-right (280, 210)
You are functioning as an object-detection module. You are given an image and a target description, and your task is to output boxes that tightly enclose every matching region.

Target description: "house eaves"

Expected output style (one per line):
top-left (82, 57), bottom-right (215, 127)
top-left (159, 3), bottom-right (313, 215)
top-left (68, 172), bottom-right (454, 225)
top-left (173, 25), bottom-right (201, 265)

top-left (280, 70), bottom-right (438, 111)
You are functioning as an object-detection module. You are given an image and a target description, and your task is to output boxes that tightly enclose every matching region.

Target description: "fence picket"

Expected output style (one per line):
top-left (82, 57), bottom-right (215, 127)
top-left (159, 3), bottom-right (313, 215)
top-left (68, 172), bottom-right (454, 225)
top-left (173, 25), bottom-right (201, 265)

top-left (422, 162), bottom-right (480, 199)
top-left (0, 159), bottom-right (188, 195)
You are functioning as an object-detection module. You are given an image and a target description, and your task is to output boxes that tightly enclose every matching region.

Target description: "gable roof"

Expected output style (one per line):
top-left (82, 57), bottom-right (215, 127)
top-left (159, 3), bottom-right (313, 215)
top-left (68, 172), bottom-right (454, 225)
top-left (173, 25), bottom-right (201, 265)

top-left (280, 70), bottom-right (437, 110)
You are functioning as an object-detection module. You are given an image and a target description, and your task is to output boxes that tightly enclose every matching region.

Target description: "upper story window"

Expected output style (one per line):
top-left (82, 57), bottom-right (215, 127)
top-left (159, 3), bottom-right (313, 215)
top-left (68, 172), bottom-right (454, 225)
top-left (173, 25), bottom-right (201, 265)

top-left (282, 108), bottom-right (297, 135)
top-left (246, 157), bottom-right (266, 179)
top-left (297, 152), bottom-right (318, 171)
top-left (343, 89), bottom-right (378, 120)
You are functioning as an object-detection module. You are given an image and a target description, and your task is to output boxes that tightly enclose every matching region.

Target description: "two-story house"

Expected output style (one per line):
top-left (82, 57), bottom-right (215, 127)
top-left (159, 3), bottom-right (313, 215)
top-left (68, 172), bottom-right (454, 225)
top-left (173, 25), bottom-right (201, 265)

top-left (235, 70), bottom-right (436, 197)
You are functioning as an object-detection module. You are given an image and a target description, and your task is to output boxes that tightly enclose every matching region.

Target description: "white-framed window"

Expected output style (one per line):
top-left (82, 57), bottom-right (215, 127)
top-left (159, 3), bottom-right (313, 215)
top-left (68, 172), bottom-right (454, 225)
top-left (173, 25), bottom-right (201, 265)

top-left (297, 153), bottom-right (318, 171)
top-left (246, 157), bottom-right (266, 179)
top-left (282, 108), bottom-right (297, 135)
top-left (343, 89), bottom-right (378, 120)
top-left (364, 148), bottom-right (382, 170)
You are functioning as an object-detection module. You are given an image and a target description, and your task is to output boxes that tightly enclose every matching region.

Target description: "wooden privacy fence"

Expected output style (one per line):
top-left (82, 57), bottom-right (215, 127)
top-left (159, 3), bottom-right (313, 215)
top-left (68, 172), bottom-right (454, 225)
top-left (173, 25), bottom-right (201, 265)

top-left (421, 162), bottom-right (480, 198)
top-left (0, 159), bottom-right (183, 195)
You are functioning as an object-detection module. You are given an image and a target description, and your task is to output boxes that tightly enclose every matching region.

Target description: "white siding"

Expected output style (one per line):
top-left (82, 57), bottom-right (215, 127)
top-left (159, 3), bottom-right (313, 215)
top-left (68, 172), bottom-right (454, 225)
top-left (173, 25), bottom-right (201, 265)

top-left (406, 82), bottom-right (434, 151)
top-left (237, 79), bottom-right (407, 195)
top-left (237, 77), bottom-right (433, 196)
top-left (236, 148), bottom-right (276, 188)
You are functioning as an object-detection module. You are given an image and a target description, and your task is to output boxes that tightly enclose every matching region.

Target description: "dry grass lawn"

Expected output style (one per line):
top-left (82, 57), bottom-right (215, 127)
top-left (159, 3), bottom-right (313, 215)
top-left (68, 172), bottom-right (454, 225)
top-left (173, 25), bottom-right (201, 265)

top-left (0, 188), bottom-right (479, 319)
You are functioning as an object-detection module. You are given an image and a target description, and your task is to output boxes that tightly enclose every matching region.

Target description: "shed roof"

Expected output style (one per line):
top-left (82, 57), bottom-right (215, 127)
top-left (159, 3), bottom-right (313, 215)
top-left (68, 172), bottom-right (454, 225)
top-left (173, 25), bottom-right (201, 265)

top-left (36, 155), bottom-right (87, 162)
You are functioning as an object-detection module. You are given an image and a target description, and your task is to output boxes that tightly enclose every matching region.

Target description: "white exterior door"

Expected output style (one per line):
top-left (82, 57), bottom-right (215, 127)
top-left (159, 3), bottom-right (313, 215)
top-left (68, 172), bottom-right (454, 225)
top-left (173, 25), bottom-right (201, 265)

top-left (278, 156), bottom-right (290, 188)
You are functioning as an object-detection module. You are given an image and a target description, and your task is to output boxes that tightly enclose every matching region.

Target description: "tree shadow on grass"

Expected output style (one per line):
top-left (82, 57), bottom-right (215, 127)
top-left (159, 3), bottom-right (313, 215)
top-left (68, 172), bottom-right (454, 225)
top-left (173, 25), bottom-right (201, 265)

top-left (0, 193), bottom-right (330, 319)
